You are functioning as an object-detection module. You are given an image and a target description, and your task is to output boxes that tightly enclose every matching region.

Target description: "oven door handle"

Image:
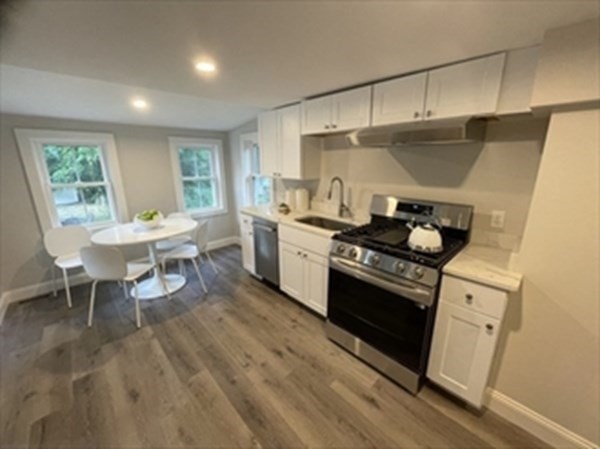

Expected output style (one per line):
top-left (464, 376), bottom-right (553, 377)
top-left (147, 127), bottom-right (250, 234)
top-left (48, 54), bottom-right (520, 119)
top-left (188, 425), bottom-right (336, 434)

top-left (329, 256), bottom-right (434, 307)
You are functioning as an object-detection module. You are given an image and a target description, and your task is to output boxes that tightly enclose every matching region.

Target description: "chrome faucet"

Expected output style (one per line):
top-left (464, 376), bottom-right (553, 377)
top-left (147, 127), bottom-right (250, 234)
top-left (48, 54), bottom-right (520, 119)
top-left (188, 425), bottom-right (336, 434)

top-left (327, 176), bottom-right (352, 218)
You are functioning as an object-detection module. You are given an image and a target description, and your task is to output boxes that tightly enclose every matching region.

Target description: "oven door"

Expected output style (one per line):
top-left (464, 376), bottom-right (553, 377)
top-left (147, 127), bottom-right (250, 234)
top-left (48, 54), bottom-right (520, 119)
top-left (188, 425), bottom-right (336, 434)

top-left (327, 256), bottom-right (436, 374)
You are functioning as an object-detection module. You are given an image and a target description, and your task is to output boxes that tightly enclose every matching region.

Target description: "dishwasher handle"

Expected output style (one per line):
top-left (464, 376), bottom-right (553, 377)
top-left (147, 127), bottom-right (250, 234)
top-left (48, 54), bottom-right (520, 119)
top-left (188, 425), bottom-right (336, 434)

top-left (253, 223), bottom-right (276, 233)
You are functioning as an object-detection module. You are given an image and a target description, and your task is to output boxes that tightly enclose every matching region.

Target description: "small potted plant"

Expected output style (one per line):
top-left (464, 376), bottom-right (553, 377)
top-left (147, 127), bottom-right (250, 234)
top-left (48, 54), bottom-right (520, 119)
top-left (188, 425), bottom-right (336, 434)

top-left (134, 209), bottom-right (164, 230)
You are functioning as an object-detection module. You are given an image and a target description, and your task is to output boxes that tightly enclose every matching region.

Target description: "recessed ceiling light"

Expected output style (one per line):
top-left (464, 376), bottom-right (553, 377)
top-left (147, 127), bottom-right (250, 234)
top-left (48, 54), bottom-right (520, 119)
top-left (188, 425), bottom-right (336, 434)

top-left (195, 61), bottom-right (216, 73)
top-left (131, 98), bottom-right (148, 109)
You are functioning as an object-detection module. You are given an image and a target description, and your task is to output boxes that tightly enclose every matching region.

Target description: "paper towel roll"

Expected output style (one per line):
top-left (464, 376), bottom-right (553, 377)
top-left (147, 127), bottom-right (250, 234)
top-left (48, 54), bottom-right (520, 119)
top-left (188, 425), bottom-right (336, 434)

top-left (295, 188), bottom-right (309, 212)
top-left (284, 189), bottom-right (296, 210)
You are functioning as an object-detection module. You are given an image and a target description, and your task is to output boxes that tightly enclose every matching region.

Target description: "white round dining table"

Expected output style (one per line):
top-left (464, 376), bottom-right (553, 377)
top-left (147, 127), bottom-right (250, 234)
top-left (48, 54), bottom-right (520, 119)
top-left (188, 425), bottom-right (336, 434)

top-left (91, 218), bottom-right (198, 300)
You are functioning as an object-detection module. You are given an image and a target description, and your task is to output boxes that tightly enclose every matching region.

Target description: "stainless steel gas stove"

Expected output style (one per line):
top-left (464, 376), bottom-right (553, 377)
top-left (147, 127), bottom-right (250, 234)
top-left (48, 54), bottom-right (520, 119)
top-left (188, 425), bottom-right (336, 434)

top-left (326, 195), bottom-right (473, 394)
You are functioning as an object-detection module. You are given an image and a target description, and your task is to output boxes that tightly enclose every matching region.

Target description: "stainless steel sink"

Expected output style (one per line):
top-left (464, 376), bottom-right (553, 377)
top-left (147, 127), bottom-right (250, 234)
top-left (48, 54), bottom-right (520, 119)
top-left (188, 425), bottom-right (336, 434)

top-left (295, 215), bottom-right (354, 231)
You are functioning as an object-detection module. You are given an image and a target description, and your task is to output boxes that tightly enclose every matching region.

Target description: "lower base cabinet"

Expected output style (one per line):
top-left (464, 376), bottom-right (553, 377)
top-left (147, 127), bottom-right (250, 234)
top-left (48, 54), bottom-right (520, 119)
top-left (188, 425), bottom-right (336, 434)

top-left (279, 241), bottom-right (328, 316)
top-left (240, 213), bottom-right (255, 275)
top-left (427, 275), bottom-right (508, 408)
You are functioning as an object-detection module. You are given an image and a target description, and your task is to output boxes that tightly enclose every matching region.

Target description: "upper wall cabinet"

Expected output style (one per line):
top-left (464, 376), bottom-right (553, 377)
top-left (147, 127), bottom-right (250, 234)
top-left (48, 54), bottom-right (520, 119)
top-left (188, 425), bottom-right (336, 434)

top-left (372, 72), bottom-right (428, 126)
top-left (372, 54), bottom-right (506, 126)
top-left (425, 53), bottom-right (506, 120)
top-left (301, 86), bottom-right (372, 135)
top-left (258, 104), bottom-right (321, 180)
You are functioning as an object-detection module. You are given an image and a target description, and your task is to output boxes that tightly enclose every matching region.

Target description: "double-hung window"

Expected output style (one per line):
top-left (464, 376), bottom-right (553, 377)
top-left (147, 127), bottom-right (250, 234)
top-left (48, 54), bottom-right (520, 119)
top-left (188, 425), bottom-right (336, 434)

top-left (169, 137), bottom-right (227, 217)
top-left (15, 129), bottom-right (128, 231)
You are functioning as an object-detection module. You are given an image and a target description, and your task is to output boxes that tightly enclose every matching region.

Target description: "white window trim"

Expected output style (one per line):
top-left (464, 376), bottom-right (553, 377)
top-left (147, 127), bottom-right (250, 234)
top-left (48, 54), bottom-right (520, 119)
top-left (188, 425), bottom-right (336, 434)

top-left (168, 137), bottom-right (228, 218)
top-left (15, 128), bottom-right (129, 232)
top-left (240, 131), bottom-right (273, 207)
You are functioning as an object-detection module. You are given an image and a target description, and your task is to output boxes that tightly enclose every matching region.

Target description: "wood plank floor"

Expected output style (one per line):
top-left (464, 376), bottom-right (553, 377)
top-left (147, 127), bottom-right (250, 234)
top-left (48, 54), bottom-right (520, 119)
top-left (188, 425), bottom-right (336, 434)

top-left (1, 245), bottom-right (549, 449)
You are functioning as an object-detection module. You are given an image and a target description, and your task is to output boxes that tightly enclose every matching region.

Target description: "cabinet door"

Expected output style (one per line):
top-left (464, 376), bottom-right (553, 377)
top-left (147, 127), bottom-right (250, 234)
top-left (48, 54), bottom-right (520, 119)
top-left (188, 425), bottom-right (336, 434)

top-left (258, 109), bottom-right (279, 177)
top-left (425, 53), bottom-right (506, 120)
top-left (279, 242), bottom-right (304, 301)
top-left (331, 86), bottom-right (372, 132)
top-left (240, 215), bottom-right (255, 274)
top-left (372, 73), bottom-right (427, 126)
top-left (427, 301), bottom-right (501, 407)
top-left (301, 96), bottom-right (332, 135)
top-left (279, 104), bottom-right (302, 179)
top-left (303, 252), bottom-right (328, 316)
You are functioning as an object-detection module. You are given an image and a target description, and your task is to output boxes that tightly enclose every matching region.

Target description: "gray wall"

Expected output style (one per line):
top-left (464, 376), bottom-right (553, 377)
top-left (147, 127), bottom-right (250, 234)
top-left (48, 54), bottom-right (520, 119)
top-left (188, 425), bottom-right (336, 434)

top-left (0, 113), bottom-right (238, 293)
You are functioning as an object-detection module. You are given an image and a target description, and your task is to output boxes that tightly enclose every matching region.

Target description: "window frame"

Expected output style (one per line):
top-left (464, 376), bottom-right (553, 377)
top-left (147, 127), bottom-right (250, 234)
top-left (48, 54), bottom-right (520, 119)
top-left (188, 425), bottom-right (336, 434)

top-left (168, 137), bottom-right (228, 218)
top-left (240, 132), bottom-right (273, 207)
top-left (15, 128), bottom-right (129, 231)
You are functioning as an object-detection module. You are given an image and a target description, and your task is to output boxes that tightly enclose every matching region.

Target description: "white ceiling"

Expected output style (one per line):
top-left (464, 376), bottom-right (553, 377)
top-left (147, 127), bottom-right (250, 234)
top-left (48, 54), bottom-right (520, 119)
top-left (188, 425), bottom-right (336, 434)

top-left (1, 1), bottom-right (598, 130)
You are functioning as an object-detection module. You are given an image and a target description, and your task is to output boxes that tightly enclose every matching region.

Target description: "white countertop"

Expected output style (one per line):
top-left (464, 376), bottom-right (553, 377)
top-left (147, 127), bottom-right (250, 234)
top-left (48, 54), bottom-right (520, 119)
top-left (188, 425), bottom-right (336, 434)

top-left (240, 206), bottom-right (365, 237)
top-left (91, 218), bottom-right (197, 246)
top-left (443, 245), bottom-right (523, 292)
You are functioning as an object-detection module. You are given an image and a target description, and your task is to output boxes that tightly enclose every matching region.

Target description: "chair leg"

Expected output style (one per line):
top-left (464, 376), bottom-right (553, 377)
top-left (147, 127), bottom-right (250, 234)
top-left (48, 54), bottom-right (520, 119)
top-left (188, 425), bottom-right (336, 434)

top-left (87, 280), bottom-right (98, 327)
top-left (205, 251), bottom-right (218, 274)
top-left (122, 281), bottom-right (128, 299)
top-left (51, 264), bottom-right (57, 297)
top-left (178, 260), bottom-right (184, 276)
top-left (191, 258), bottom-right (208, 294)
top-left (161, 258), bottom-right (167, 274)
top-left (62, 268), bottom-right (73, 308)
top-left (133, 281), bottom-right (141, 328)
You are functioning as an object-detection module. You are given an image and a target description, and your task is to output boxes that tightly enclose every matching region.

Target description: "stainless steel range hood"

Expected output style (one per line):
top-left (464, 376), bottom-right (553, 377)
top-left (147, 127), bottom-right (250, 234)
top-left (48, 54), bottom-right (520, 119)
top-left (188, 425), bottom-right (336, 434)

top-left (346, 117), bottom-right (487, 147)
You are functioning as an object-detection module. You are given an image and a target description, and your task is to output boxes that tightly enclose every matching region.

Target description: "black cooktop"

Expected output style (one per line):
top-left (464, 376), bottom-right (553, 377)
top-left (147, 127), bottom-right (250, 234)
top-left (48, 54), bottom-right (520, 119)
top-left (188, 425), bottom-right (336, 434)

top-left (334, 220), bottom-right (466, 268)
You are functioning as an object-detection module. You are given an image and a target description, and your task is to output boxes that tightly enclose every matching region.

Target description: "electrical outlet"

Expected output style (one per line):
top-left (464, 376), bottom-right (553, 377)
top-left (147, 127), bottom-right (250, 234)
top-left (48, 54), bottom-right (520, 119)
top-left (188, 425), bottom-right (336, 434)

top-left (491, 210), bottom-right (506, 229)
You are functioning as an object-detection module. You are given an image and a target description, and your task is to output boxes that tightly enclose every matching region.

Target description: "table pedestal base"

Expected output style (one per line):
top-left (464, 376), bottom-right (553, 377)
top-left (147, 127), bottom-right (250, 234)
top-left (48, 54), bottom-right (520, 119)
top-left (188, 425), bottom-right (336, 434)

top-left (131, 274), bottom-right (186, 300)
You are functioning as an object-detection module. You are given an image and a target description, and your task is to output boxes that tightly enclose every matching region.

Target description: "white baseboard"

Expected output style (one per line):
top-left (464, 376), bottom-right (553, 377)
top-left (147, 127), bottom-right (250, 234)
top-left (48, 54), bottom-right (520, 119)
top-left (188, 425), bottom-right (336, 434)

top-left (207, 236), bottom-right (240, 250)
top-left (0, 271), bottom-right (91, 325)
top-left (485, 388), bottom-right (599, 449)
top-left (0, 236), bottom-right (240, 325)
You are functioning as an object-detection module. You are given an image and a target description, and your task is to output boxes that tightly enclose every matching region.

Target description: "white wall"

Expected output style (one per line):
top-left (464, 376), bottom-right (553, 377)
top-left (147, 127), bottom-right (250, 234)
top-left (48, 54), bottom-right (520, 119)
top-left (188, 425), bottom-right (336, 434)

top-left (491, 108), bottom-right (600, 445)
top-left (316, 117), bottom-right (548, 251)
top-left (0, 113), bottom-right (237, 294)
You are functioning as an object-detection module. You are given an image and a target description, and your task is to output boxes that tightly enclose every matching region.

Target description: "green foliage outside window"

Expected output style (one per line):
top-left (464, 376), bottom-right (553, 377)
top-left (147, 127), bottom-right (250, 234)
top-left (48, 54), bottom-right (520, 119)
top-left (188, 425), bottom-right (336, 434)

top-left (178, 147), bottom-right (218, 211)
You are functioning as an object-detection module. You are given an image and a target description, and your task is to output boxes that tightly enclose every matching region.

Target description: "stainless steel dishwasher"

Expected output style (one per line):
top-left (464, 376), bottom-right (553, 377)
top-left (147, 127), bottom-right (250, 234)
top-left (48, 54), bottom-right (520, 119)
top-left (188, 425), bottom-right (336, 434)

top-left (252, 218), bottom-right (279, 285)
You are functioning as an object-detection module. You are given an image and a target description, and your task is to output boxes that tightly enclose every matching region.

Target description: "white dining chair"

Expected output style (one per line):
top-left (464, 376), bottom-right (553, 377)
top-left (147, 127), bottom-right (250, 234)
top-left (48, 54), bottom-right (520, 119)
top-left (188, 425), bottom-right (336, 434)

top-left (160, 220), bottom-right (217, 293)
top-left (43, 226), bottom-right (90, 308)
top-left (80, 246), bottom-right (156, 328)
top-left (155, 212), bottom-right (194, 252)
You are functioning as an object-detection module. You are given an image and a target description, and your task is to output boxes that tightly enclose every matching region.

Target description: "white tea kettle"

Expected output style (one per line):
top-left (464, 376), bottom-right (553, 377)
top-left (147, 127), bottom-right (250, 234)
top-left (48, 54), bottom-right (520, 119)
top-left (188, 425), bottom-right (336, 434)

top-left (406, 218), bottom-right (443, 253)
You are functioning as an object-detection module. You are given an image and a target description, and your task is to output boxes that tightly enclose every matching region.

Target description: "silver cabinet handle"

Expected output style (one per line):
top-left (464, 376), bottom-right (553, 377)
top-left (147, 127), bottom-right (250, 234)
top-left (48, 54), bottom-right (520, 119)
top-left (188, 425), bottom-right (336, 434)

top-left (465, 293), bottom-right (473, 304)
top-left (331, 124), bottom-right (337, 129)
top-left (303, 253), bottom-right (307, 258)
top-left (414, 111), bottom-right (420, 118)
top-left (426, 110), bottom-right (433, 117)
top-left (485, 323), bottom-right (494, 331)
top-left (324, 124), bottom-right (330, 129)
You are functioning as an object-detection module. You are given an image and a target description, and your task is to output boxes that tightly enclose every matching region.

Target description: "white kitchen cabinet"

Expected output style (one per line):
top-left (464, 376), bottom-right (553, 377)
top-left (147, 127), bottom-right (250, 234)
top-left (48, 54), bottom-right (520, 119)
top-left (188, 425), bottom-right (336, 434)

top-left (303, 251), bottom-right (328, 316)
top-left (240, 213), bottom-right (255, 275)
top-left (258, 104), bottom-right (321, 180)
top-left (258, 109), bottom-right (280, 177)
top-left (496, 46), bottom-right (540, 115)
top-left (301, 86), bottom-right (372, 135)
top-left (372, 72), bottom-right (428, 126)
top-left (279, 241), bottom-right (306, 301)
top-left (425, 53), bottom-right (506, 120)
top-left (427, 275), bottom-right (508, 408)
top-left (278, 237), bottom-right (329, 317)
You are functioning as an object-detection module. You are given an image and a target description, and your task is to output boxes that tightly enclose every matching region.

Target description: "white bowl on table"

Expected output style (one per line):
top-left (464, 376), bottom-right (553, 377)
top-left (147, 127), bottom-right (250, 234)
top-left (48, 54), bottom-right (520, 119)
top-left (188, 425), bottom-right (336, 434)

top-left (134, 212), bottom-right (164, 231)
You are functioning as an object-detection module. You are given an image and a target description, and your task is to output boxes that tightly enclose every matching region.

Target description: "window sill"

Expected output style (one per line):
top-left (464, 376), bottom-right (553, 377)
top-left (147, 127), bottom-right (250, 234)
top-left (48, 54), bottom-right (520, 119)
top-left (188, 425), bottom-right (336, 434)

top-left (187, 208), bottom-right (229, 220)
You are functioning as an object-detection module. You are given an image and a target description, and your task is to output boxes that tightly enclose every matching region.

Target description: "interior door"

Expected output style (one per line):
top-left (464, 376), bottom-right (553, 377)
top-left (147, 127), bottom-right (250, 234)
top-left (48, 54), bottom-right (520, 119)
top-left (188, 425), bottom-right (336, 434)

top-left (279, 241), bottom-right (304, 301)
top-left (424, 53), bottom-right (506, 120)
top-left (372, 73), bottom-right (428, 125)
top-left (331, 86), bottom-right (372, 132)
top-left (427, 301), bottom-right (500, 407)
top-left (258, 109), bottom-right (279, 176)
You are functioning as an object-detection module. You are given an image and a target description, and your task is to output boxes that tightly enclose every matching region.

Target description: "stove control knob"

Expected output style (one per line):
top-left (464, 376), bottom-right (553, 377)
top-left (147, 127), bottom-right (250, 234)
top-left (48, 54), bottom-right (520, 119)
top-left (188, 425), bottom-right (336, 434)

top-left (395, 262), bottom-right (406, 274)
top-left (413, 266), bottom-right (425, 279)
top-left (336, 244), bottom-right (346, 254)
top-left (369, 254), bottom-right (381, 266)
top-left (348, 248), bottom-right (358, 259)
